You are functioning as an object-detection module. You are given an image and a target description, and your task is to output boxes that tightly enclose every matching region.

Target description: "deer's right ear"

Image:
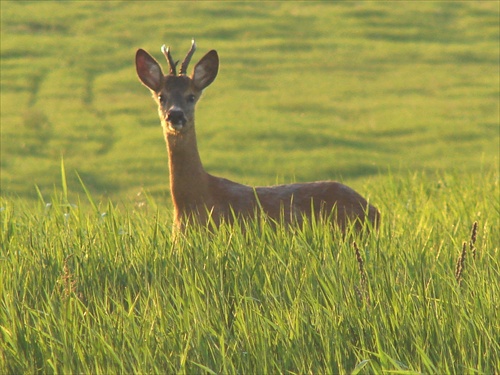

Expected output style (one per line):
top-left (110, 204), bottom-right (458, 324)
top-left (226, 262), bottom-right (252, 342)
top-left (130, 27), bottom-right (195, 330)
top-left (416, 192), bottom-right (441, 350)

top-left (136, 49), bottom-right (163, 92)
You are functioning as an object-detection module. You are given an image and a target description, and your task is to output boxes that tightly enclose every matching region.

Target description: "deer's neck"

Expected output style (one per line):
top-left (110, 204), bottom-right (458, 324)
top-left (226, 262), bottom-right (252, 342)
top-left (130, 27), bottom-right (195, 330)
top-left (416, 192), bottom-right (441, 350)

top-left (165, 130), bottom-right (210, 209)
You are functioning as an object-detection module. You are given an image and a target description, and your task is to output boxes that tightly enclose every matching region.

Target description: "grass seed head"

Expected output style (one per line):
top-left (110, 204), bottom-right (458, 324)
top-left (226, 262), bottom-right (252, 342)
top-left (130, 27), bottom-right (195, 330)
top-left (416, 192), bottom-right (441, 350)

top-left (59, 254), bottom-right (78, 299)
top-left (470, 221), bottom-right (478, 260)
top-left (455, 241), bottom-right (467, 285)
top-left (353, 242), bottom-right (369, 304)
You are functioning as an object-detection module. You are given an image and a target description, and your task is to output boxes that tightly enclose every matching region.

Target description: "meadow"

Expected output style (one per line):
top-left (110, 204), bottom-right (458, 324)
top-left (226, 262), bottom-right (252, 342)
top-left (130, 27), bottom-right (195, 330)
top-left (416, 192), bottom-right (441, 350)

top-left (1, 1), bottom-right (499, 373)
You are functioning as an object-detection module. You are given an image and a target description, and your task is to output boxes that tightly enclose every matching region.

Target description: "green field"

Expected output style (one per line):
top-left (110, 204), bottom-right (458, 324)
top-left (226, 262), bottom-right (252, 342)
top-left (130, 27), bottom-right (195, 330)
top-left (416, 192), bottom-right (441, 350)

top-left (1, 1), bottom-right (498, 202)
top-left (1, 1), bottom-right (499, 373)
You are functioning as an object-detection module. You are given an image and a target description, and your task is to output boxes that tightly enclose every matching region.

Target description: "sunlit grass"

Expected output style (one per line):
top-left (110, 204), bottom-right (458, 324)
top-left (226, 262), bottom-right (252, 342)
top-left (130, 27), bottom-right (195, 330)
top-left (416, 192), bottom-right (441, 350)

top-left (1, 166), bottom-right (498, 373)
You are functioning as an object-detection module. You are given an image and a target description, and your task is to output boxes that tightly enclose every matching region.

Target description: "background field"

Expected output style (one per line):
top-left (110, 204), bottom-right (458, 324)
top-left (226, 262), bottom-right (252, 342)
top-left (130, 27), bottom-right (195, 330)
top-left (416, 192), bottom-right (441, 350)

top-left (1, 1), bottom-right (498, 205)
top-left (1, 1), bottom-right (499, 374)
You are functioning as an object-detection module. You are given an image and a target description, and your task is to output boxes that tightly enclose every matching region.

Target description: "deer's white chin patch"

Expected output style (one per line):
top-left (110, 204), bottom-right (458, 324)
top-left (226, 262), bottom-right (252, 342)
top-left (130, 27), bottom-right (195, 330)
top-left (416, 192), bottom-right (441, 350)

top-left (163, 121), bottom-right (184, 133)
top-left (168, 122), bottom-right (184, 131)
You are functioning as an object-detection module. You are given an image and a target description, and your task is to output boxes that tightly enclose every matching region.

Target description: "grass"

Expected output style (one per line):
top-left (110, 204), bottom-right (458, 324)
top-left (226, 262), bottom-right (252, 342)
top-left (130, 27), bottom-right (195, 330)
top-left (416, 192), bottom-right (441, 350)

top-left (1, 167), bottom-right (499, 373)
top-left (1, 1), bottom-right (499, 373)
top-left (1, 1), bottom-right (499, 202)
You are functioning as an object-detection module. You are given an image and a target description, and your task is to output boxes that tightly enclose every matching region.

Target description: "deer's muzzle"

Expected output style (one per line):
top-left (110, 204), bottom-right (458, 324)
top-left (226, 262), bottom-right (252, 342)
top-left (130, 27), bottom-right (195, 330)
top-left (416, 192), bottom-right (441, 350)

top-left (166, 109), bottom-right (187, 131)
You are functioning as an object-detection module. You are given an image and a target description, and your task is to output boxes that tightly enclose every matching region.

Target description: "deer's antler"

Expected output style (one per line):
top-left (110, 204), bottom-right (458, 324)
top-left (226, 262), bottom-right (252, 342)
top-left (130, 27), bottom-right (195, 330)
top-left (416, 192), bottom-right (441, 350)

top-left (179, 39), bottom-right (196, 75)
top-left (161, 44), bottom-right (178, 75)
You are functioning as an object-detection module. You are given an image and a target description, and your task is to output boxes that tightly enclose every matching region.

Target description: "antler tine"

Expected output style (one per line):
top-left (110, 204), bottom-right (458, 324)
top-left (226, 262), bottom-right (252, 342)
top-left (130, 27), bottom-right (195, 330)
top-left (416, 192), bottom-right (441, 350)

top-left (161, 44), bottom-right (178, 75)
top-left (179, 39), bottom-right (196, 75)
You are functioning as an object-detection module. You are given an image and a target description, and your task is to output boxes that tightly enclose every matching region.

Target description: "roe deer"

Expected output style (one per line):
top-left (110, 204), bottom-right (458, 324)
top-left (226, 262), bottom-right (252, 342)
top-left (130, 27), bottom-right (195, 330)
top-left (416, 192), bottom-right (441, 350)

top-left (135, 40), bottom-right (379, 232)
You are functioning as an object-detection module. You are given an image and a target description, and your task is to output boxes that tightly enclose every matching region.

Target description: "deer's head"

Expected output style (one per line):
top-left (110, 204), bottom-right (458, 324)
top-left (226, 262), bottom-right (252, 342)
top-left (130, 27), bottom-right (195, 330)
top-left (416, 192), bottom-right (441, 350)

top-left (136, 40), bottom-right (219, 135)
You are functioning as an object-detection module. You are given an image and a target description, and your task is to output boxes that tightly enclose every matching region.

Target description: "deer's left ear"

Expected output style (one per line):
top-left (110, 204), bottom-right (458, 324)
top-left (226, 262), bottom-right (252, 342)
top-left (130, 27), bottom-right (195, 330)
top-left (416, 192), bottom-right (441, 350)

top-left (192, 50), bottom-right (219, 91)
top-left (136, 49), bottom-right (164, 92)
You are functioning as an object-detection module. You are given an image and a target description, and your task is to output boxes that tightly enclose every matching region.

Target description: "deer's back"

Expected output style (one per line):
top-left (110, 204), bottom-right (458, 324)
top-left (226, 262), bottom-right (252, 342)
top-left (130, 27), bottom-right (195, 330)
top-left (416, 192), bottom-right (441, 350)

top-left (255, 181), bottom-right (378, 228)
top-left (207, 175), bottom-right (378, 229)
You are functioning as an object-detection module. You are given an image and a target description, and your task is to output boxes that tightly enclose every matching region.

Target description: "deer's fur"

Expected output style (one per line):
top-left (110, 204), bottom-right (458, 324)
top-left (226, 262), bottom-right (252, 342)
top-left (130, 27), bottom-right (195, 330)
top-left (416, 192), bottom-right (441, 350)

top-left (135, 41), bottom-right (379, 232)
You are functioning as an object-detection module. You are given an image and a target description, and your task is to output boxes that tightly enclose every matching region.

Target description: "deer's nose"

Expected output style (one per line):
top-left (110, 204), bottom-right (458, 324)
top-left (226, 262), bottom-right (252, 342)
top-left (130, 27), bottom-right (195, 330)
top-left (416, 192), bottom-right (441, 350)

top-left (167, 110), bottom-right (186, 127)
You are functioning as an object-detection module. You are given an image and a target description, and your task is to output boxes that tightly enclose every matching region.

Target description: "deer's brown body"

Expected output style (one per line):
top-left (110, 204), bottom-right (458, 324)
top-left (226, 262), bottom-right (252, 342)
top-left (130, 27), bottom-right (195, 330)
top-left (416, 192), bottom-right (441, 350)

top-left (136, 41), bottom-right (379, 232)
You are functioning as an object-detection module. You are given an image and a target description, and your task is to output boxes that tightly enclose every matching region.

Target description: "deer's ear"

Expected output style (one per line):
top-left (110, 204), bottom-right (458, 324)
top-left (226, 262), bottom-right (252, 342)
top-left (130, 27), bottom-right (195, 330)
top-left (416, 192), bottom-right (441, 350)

top-left (192, 50), bottom-right (219, 91)
top-left (136, 49), bottom-right (163, 91)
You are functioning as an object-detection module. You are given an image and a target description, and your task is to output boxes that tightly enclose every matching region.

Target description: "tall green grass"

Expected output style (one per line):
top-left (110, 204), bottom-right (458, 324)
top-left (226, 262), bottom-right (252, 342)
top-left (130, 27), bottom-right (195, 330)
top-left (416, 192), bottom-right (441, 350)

top-left (1, 166), bottom-right (498, 373)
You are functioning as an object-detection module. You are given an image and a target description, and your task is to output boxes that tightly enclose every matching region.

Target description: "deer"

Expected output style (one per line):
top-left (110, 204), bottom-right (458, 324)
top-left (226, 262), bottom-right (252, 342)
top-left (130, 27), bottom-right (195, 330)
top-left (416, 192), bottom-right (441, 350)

top-left (135, 40), bottom-right (379, 233)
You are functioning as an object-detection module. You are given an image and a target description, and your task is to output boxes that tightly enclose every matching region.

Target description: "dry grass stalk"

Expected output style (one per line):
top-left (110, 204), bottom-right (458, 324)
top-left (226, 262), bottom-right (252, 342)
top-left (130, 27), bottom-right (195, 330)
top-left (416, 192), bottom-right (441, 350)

top-left (455, 241), bottom-right (467, 285)
top-left (60, 254), bottom-right (77, 298)
top-left (353, 242), bottom-right (369, 304)
top-left (455, 222), bottom-right (479, 286)
top-left (469, 221), bottom-right (478, 260)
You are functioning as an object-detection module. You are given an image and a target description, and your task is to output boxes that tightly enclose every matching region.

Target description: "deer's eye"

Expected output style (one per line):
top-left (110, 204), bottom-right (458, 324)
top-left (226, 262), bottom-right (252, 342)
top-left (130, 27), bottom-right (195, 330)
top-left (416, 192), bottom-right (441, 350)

top-left (158, 94), bottom-right (167, 104)
top-left (186, 94), bottom-right (196, 104)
